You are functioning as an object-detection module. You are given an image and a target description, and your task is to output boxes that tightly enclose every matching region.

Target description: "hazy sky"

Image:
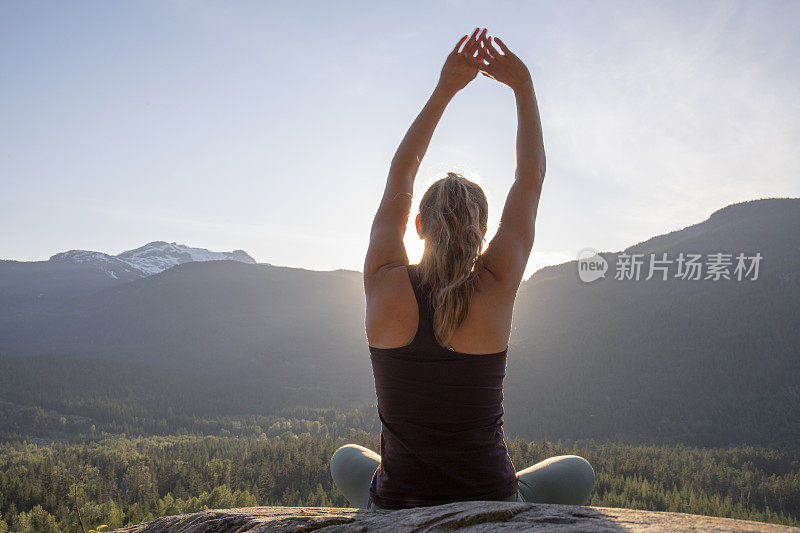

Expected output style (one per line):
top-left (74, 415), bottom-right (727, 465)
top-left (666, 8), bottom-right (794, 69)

top-left (2, 1), bottom-right (798, 278)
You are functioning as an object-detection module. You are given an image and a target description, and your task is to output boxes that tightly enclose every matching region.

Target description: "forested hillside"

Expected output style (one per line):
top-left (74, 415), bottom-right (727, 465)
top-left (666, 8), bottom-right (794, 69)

top-left (1, 425), bottom-right (798, 531)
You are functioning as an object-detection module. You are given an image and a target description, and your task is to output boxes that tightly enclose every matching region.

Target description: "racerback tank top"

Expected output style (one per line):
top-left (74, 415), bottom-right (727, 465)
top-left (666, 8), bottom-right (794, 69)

top-left (368, 263), bottom-right (518, 509)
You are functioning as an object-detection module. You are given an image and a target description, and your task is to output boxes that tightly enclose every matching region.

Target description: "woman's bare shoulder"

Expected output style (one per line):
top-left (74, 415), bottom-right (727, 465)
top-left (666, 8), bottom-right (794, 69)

top-left (364, 264), bottom-right (418, 348)
top-left (473, 260), bottom-right (520, 302)
top-left (364, 264), bottom-right (412, 298)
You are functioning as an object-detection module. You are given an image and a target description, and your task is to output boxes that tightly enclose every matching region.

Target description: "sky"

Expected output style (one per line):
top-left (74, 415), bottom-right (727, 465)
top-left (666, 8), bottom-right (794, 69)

top-left (2, 0), bottom-right (799, 279)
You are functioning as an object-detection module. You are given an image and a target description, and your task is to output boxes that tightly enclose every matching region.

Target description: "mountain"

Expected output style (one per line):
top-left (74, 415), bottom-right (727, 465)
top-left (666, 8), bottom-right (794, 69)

top-left (50, 240), bottom-right (257, 278)
top-left (504, 197), bottom-right (800, 445)
top-left (0, 261), bottom-right (370, 407)
top-left (0, 198), bottom-right (798, 447)
top-left (0, 241), bottom-right (257, 323)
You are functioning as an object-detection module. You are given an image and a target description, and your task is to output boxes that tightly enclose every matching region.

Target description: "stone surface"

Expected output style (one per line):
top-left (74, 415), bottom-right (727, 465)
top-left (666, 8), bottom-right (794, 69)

top-left (115, 502), bottom-right (799, 532)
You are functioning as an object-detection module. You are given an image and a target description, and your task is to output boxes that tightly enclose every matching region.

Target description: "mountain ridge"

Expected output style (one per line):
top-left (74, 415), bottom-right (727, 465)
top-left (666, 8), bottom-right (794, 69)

top-left (47, 240), bottom-right (257, 278)
top-left (1, 197), bottom-right (798, 446)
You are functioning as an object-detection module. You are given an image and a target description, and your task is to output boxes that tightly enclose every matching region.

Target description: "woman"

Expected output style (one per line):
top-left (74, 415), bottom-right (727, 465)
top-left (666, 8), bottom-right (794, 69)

top-left (330, 28), bottom-right (595, 510)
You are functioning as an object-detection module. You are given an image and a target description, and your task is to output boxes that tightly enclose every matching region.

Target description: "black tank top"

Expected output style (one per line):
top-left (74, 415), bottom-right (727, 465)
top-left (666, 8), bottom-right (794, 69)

top-left (368, 264), bottom-right (518, 509)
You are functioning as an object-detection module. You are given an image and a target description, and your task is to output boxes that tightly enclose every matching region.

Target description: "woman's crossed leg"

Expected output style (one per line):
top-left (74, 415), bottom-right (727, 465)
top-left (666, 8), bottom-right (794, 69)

top-left (516, 454), bottom-right (595, 506)
top-left (329, 444), bottom-right (382, 509)
top-left (330, 444), bottom-right (595, 509)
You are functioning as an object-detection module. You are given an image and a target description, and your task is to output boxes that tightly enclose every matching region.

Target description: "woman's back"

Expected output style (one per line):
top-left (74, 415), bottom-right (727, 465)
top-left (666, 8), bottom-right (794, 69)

top-left (368, 264), bottom-right (518, 509)
top-left (365, 257), bottom-right (515, 355)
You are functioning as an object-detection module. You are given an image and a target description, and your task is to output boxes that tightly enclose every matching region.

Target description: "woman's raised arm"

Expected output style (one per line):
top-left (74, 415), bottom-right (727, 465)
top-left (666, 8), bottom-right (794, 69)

top-left (364, 29), bottom-right (485, 279)
top-left (478, 36), bottom-right (546, 288)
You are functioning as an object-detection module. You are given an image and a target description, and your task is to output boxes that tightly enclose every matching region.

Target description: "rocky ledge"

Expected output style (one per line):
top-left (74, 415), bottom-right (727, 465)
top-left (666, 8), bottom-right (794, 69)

top-left (116, 501), bottom-right (798, 532)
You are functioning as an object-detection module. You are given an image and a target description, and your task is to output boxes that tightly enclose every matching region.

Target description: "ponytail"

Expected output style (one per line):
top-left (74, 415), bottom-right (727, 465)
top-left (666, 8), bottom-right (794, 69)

top-left (418, 172), bottom-right (488, 348)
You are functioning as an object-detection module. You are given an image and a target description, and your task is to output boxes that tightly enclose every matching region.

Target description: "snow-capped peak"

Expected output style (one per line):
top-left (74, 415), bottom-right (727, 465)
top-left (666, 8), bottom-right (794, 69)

top-left (49, 241), bottom-right (257, 278)
top-left (116, 241), bottom-right (256, 276)
top-left (50, 250), bottom-right (116, 263)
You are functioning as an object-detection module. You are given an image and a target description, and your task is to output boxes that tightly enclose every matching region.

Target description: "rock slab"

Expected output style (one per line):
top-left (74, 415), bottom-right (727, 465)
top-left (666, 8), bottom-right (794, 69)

top-left (116, 502), bottom-right (799, 532)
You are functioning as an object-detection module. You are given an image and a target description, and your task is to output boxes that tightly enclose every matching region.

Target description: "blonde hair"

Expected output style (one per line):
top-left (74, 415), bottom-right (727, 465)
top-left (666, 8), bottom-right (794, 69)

top-left (418, 172), bottom-right (489, 348)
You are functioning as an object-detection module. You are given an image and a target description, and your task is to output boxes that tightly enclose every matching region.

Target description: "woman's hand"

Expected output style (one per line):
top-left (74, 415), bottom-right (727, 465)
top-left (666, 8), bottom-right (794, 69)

top-left (476, 35), bottom-right (532, 92)
top-left (437, 28), bottom-right (486, 95)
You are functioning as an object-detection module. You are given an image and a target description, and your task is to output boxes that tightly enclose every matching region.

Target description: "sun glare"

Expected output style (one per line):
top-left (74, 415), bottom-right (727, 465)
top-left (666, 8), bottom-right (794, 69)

top-left (404, 223), bottom-right (424, 264)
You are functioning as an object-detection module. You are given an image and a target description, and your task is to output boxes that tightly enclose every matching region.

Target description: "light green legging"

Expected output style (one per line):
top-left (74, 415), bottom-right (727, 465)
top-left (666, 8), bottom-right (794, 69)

top-left (330, 444), bottom-right (595, 510)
